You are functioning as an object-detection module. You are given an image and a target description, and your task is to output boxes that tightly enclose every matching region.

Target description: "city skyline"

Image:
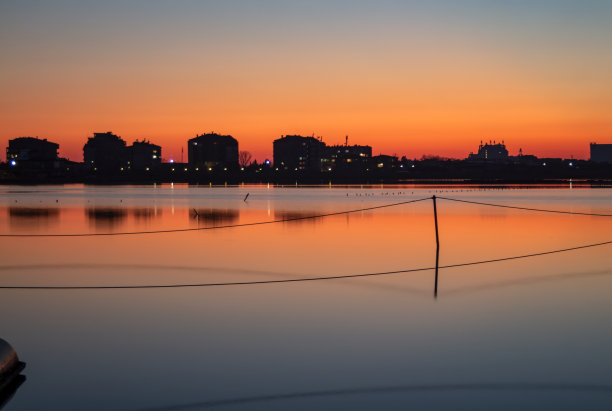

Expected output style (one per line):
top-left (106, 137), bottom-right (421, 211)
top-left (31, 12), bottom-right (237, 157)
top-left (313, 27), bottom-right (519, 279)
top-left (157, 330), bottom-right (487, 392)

top-left (2, 0), bottom-right (611, 162)
top-left (2, 3), bottom-right (612, 410)
top-left (3, 129), bottom-right (609, 163)
top-left (8, 130), bottom-right (602, 165)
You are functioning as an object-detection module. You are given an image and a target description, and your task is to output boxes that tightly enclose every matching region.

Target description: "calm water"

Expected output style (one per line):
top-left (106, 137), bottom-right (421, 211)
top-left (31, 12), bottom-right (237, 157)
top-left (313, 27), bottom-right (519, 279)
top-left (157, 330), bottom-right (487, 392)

top-left (1, 184), bottom-right (611, 410)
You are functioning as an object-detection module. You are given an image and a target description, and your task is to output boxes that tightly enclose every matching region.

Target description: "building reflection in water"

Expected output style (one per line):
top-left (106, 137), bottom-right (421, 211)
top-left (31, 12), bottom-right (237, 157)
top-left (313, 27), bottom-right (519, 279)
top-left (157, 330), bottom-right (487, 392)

top-left (274, 210), bottom-right (320, 225)
top-left (131, 208), bottom-right (160, 221)
top-left (190, 208), bottom-right (239, 227)
top-left (86, 208), bottom-right (128, 229)
top-left (8, 207), bottom-right (60, 230)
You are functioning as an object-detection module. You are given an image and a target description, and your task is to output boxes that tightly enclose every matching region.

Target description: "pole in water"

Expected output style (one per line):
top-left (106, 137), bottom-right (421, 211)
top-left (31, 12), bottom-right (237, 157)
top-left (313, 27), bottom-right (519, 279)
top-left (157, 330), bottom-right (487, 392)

top-left (432, 195), bottom-right (440, 298)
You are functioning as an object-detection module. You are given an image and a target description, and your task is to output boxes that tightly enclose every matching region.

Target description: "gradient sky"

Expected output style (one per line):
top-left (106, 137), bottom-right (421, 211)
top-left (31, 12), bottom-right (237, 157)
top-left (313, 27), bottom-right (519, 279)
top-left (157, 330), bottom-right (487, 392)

top-left (1, 0), bottom-right (611, 162)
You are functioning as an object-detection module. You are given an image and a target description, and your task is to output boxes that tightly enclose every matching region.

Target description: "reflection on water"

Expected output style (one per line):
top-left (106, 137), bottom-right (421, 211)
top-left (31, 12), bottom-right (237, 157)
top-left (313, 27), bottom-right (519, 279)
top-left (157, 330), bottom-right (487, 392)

top-left (444, 268), bottom-right (612, 297)
top-left (8, 207), bottom-right (60, 231)
top-left (86, 207), bottom-right (128, 228)
top-left (274, 210), bottom-right (320, 225)
top-left (132, 382), bottom-right (612, 411)
top-left (132, 208), bottom-right (160, 221)
top-left (0, 186), bottom-right (612, 410)
top-left (9, 208), bottom-right (60, 219)
top-left (8, 207), bottom-right (60, 230)
top-left (190, 208), bottom-right (239, 226)
top-left (0, 374), bottom-right (25, 410)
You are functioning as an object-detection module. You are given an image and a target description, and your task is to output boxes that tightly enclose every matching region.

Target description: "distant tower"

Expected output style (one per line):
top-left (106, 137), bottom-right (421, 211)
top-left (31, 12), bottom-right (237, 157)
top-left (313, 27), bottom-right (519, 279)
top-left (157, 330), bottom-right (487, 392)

top-left (345, 135), bottom-right (348, 146)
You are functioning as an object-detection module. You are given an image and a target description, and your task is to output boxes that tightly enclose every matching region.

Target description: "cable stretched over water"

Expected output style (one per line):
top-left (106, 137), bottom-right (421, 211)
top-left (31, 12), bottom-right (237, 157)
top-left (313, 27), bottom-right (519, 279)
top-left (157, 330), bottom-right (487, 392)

top-left (1, 239), bottom-right (610, 290)
top-left (0, 196), bottom-right (431, 237)
top-left (3, 195), bottom-right (610, 237)
top-left (438, 196), bottom-right (612, 217)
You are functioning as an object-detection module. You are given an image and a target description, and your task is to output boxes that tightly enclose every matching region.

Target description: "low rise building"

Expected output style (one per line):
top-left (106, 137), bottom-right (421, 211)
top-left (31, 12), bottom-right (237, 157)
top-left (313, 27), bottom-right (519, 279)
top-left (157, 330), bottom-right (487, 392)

top-left (188, 133), bottom-right (239, 169)
top-left (322, 143), bottom-right (371, 172)
top-left (273, 135), bottom-right (325, 171)
top-left (371, 154), bottom-right (399, 170)
top-left (590, 143), bottom-right (612, 163)
top-left (7, 137), bottom-right (59, 165)
top-left (128, 140), bottom-right (162, 170)
top-left (83, 132), bottom-right (127, 172)
top-left (467, 141), bottom-right (509, 162)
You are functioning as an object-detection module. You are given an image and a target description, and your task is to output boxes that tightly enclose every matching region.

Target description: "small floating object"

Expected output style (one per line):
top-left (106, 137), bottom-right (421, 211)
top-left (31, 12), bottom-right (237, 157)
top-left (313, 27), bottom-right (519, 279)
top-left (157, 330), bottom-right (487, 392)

top-left (0, 338), bottom-right (26, 407)
top-left (0, 339), bottom-right (24, 379)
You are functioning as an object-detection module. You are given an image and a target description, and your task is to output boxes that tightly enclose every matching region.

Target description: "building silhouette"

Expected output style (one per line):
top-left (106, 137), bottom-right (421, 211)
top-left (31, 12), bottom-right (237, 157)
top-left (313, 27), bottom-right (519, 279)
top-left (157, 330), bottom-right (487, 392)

top-left (188, 133), bottom-right (239, 169)
top-left (590, 143), bottom-right (612, 163)
top-left (467, 140), bottom-right (509, 161)
top-left (128, 140), bottom-right (161, 170)
top-left (371, 154), bottom-right (399, 170)
top-left (7, 137), bottom-right (59, 164)
top-left (83, 132), bottom-right (127, 172)
top-left (4, 131), bottom-right (612, 183)
top-left (322, 143), bottom-right (372, 172)
top-left (273, 135), bottom-right (325, 171)
top-left (5, 137), bottom-right (64, 177)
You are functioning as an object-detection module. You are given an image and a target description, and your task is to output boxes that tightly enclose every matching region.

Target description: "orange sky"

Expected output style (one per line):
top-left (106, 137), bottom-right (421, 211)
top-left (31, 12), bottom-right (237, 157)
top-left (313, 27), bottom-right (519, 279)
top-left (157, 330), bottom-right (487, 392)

top-left (1, 1), bottom-right (611, 162)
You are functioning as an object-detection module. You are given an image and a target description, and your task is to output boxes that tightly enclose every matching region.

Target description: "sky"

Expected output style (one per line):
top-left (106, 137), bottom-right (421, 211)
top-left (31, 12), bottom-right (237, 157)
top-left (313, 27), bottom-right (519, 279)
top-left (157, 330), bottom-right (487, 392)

top-left (1, 0), bottom-right (611, 162)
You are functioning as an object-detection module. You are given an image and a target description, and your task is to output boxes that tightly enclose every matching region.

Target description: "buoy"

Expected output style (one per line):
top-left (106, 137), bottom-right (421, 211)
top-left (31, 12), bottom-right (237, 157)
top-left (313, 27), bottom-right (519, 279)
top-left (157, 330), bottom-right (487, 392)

top-left (0, 338), bottom-right (25, 381)
top-left (0, 338), bottom-right (26, 408)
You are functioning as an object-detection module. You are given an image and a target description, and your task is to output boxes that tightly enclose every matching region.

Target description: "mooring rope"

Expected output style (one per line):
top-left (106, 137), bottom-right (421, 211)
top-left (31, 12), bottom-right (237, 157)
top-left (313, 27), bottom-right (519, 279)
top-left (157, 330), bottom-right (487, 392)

top-left (2, 195), bottom-right (611, 237)
top-left (437, 196), bottom-right (612, 217)
top-left (1, 239), bottom-right (610, 290)
top-left (0, 196), bottom-right (431, 237)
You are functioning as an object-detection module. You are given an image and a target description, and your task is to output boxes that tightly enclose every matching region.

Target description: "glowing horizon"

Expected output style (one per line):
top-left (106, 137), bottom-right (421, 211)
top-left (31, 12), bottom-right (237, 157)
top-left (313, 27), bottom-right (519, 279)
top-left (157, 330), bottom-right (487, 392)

top-left (1, 0), bottom-right (611, 162)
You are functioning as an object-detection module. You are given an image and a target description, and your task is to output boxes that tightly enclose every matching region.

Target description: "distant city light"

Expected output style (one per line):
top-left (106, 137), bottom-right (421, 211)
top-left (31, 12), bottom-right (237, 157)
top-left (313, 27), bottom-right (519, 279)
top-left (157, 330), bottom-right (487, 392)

top-left (10, 160), bottom-right (16, 166)
top-left (264, 159), bottom-right (271, 165)
top-left (169, 159), bottom-right (174, 163)
top-left (569, 162), bottom-right (573, 166)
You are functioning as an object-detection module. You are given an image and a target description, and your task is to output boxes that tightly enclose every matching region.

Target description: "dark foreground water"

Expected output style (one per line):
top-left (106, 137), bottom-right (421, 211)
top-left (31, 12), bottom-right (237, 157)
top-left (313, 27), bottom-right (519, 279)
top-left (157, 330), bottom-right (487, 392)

top-left (0, 184), bottom-right (611, 410)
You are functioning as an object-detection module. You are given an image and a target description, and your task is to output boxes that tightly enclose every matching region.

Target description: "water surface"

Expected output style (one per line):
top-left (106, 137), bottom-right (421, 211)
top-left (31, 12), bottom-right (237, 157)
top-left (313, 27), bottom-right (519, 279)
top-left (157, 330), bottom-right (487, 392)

top-left (1, 185), bottom-right (611, 410)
